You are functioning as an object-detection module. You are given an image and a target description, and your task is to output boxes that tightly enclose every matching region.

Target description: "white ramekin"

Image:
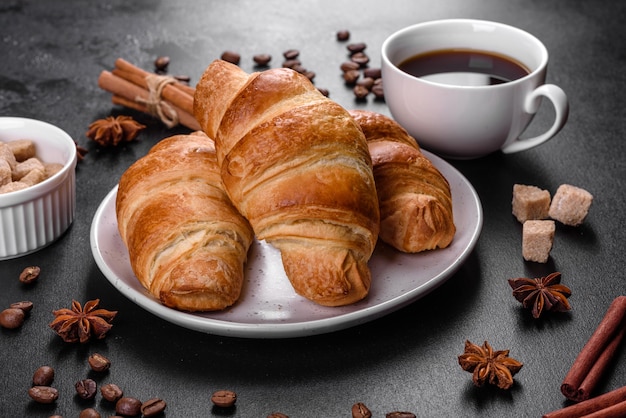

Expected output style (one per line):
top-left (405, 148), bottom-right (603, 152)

top-left (0, 117), bottom-right (77, 259)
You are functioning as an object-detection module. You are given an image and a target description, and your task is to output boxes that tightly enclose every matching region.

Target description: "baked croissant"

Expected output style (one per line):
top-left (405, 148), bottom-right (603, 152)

top-left (349, 110), bottom-right (455, 252)
top-left (116, 131), bottom-right (254, 311)
top-left (194, 59), bottom-right (380, 306)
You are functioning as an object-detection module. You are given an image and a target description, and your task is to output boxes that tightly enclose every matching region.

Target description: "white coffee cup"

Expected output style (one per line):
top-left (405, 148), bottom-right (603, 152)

top-left (381, 19), bottom-right (569, 159)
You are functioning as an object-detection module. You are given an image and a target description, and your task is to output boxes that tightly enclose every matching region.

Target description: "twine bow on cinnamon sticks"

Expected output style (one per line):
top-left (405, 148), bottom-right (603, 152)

top-left (97, 58), bottom-right (201, 131)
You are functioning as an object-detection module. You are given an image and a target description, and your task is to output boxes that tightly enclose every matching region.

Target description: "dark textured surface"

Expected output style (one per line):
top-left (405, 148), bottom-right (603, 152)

top-left (1, 1), bottom-right (625, 417)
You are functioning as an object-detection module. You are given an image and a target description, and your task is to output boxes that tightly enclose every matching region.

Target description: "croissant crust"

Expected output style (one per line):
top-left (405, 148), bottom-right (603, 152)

top-left (349, 110), bottom-right (455, 253)
top-left (194, 60), bottom-right (380, 306)
top-left (116, 131), bottom-right (254, 311)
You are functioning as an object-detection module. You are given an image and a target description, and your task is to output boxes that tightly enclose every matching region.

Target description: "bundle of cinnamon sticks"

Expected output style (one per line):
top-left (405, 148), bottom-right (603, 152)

top-left (98, 58), bottom-right (201, 131)
top-left (544, 296), bottom-right (626, 418)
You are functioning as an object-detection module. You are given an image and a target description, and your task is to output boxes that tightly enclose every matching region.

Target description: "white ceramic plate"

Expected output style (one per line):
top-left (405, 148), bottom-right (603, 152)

top-left (90, 151), bottom-right (482, 338)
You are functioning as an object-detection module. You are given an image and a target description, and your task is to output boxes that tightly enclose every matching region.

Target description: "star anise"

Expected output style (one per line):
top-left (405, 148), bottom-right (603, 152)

top-left (458, 340), bottom-right (523, 390)
top-left (49, 299), bottom-right (117, 343)
top-left (74, 141), bottom-right (88, 162)
top-left (508, 272), bottom-right (572, 319)
top-left (86, 115), bottom-right (146, 146)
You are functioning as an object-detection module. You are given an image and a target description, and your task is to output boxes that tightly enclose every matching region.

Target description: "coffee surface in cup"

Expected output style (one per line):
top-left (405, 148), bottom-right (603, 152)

top-left (398, 49), bottom-right (530, 86)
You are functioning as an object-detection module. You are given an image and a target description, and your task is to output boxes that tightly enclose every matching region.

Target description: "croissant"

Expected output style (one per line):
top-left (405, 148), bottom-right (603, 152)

top-left (349, 110), bottom-right (455, 252)
top-left (194, 60), bottom-right (380, 306)
top-left (115, 131), bottom-right (254, 311)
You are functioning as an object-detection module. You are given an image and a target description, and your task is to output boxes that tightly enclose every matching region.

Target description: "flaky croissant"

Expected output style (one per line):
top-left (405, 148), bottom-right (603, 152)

top-left (349, 110), bottom-right (455, 252)
top-left (116, 131), bottom-right (254, 311)
top-left (194, 59), bottom-right (380, 307)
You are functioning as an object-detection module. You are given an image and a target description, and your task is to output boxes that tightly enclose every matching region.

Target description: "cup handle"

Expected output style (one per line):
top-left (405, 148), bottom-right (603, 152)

top-left (501, 84), bottom-right (569, 154)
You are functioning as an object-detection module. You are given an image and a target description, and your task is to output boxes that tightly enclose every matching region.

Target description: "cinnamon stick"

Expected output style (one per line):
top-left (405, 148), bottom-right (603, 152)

top-left (561, 296), bottom-right (626, 402)
top-left (114, 58), bottom-right (196, 97)
top-left (98, 70), bottom-right (200, 131)
top-left (543, 386), bottom-right (626, 418)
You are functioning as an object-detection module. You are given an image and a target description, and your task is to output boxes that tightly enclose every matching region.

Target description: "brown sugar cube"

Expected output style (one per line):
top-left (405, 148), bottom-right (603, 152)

top-left (12, 157), bottom-right (45, 181)
top-left (44, 162), bottom-right (64, 179)
top-left (522, 220), bottom-right (555, 263)
top-left (7, 139), bottom-right (36, 162)
top-left (0, 181), bottom-right (29, 194)
top-left (512, 184), bottom-right (551, 223)
top-left (0, 143), bottom-right (17, 170)
top-left (20, 168), bottom-right (46, 186)
top-left (548, 184), bottom-right (593, 226)
top-left (0, 159), bottom-right (11, 186)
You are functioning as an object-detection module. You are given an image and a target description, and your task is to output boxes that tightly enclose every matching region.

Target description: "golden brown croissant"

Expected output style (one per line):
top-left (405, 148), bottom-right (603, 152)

top-left (193, 60), bottom-right (380, 306)
top-left (115, 131), bottom-right (254, 311)
top-left (349, 110), bottom-right (455, 252)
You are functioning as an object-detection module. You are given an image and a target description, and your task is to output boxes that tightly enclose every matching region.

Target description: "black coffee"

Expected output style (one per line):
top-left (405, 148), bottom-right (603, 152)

top-left (398, 48), bottom-right (530, 86)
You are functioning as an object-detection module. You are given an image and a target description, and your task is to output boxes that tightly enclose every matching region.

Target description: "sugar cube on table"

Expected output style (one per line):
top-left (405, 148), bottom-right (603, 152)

top-left (512, 184), bottom-right (551, 223)
top-left (548, 184), bottom-right (593, 226)
top-left (522, 220), bottom-right (556, 263)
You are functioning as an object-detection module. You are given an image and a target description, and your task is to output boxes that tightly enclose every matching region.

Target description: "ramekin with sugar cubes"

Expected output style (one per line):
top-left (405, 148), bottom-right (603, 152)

top-left (0, 117), bottom-right (77, 259)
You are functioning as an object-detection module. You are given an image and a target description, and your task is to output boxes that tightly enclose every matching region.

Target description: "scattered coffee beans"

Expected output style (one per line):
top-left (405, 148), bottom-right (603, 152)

top-left (154, 56), bottom-right (170, 73)
top-left (19, 266), bottom-right (40, 284)
top-left (28, 385), bottom-right (59, 404)
top-left (336, 29), bottom-right (350, 41)
top-left (88, 353), bottom-right (111, 372)
top-left (347, 42), bottom-right (367, 54)
top-left (101, 383), bottom-right (124, 402)
top-left (211, 389), bottom-right (237, 408)
top-left (386, 412), bottom-right (416, 418)
top-left (141, 398), bottom-right (167, 417)
top-left (221, 51), bottom-right (241, 65)
top-left (116, 396), bottom-right (142, 416)
top-left (0, 307), bottom-right (25, 329)
top-left (75, 378), bottom-right (97, 400)
top-left (79, 408), bottom-right (101, 418)
top-left (32, 365), bottom-right (55, 386)
top-left (283, 49), bottom-right (300, 60)
top-left (10, 300), bottom-right (33, 313)
top-left (254, 54), bottom-right (272, 66)
top-left (352, 402), bottom-right (372, 418)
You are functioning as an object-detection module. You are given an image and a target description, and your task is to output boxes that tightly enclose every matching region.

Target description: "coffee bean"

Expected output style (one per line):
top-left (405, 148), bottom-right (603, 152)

top-left (141, 398), bottom-right (167, 417)
top-left (283, 49), bottom-right (300, 60)
top-left (28, 386), bottom-right (58, 404)
top-left (79, 408), bottom-right (101, 418)
top-left (350, 52), bottom-right (370, 67)
top-left (317, 87), bottom-right (330, 97)
top-left (211, 389), bottom-right (237, 408)
top-left (75, 378), bottom-right (97, 400)
top-left (347, 42), bottom-right (367, 54)
top-left (253, 54), bottom-right (272, 66)
top-left (88, 353), bottom-right (111, 372)
top-left (32, 366), bottom-right (55, 386)
top-left (101, 383), bottom-right (123, 402)
top-left (267, 414), bottom-right (289, 418)
top-left (116, 397), bottom-right (142, 416)
top-left (352, 402), bottom-right (372, 418)
top-left (343, 69), bottom-right (360, 85)
top-left (357, 77), bottom-right (375, 90)
top-left (154, 56), bottom-right (170, 72)
top-left (0, 308), bottom-right (25, 329)
top-left (282, 59), bottom-right (301, 69)
top-left (10, 300), bottom-right (33, 313)
top-left (19, 266), bottom-right (40, 284)
top-left (386, 412), bottom-right (416, 418)
top-left (363, 67), bottom-right (382, 79)
top-left (371, 82), bottom-right (385, 100)
top-left (336, 30), bottom-right (350, 41)
top-left (340, 61), bottom-right (360, 72)
top-left (221, 51), bottom-right (241, 65)
top-left (353, 85), bottom-right (370, 99)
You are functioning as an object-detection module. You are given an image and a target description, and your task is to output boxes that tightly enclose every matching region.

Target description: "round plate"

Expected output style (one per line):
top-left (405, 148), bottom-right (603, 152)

top-left (90, 151), bottom-right (482, 338)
